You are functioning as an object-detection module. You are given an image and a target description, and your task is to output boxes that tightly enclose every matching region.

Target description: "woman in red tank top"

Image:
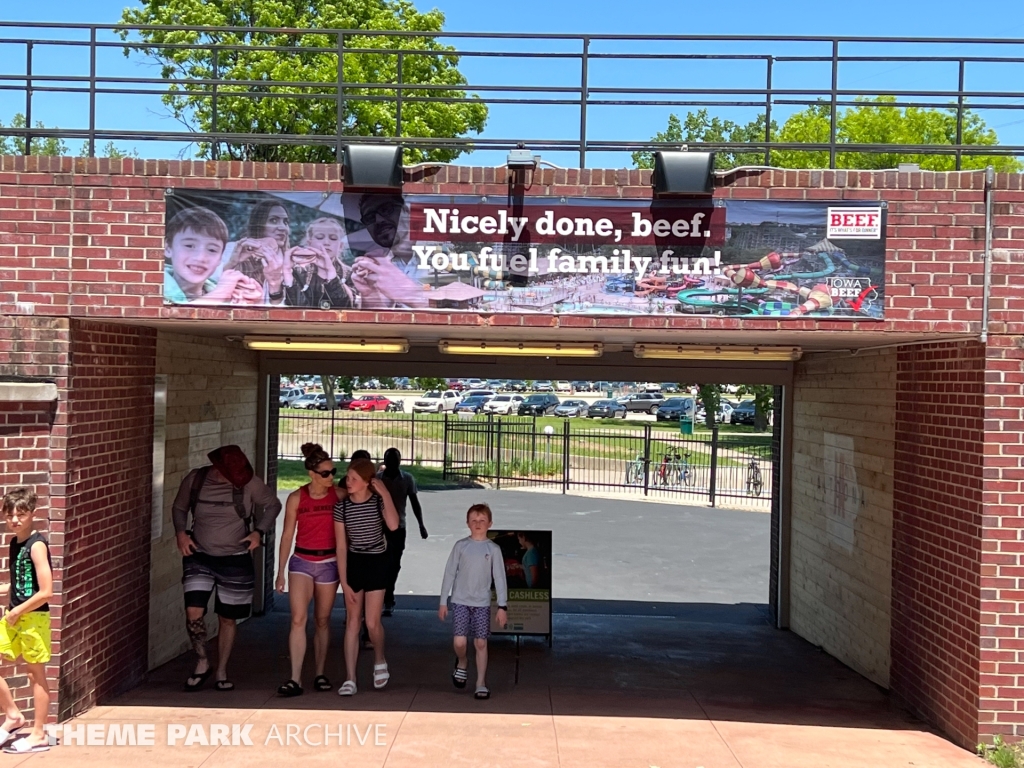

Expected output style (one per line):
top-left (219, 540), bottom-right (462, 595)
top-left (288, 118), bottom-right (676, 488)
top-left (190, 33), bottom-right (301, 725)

top-left (274, 443), bottom-right (340, 696)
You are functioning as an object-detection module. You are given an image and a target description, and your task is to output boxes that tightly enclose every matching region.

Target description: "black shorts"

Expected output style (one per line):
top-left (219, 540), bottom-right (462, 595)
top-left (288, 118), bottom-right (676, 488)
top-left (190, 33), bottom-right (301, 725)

top-left (182, 552), bottom-right (255, 621)
top-left (345, 550), bottom-right (391, 593)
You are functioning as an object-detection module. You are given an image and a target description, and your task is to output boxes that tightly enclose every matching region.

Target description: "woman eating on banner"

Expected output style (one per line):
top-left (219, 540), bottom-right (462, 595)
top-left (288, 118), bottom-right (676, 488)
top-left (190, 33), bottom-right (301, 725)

top-left (223, 199), bottom-right (354, 309)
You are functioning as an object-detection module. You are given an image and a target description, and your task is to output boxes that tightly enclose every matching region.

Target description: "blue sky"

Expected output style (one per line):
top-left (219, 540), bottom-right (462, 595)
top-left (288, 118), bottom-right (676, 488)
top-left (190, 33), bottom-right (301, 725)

top-left (2, 0), bottom-right (1024, 166)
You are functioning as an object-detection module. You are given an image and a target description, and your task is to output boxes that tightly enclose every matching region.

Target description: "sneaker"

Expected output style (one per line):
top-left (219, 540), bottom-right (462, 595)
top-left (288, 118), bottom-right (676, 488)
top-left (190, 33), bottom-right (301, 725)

top-left (382, 604), bottom-right (394, 618)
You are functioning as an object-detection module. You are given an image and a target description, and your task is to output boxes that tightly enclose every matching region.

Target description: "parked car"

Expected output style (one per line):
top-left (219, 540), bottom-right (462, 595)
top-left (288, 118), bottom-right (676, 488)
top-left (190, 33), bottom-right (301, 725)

top-left (571, 381), bottom-right (592, 393)
top-left (555, 380), bottom-right (572, 393)
top-left (655, 397), bottom-right (696, 422)
top-left (446, 379), bottom-right (466, 392)
top-left (587, 399), bottom-right (627, 419)
top-left (534, 380), bottom-right (554, 392)
top-left (292, 393), bottom-right (323, 410)
top-left (486, 379), bottom-right (505, 391)
top-left (455, 395), bottom-right (493, 414)
top-left (554, 399), bottom-right (589, 417)
top-left (660, 383), bottom-right (679, 393)
top-left (349, 395), bottom-right (392, 412)
top-left (413, 390), bottom-right (462, 413)
top-left (509, 380), bottom-right (528, 392)
top-left (695, 400), bottom-right (733, 424)
top-left (616, 392), bottom-right (666, 414)
top-left (483, 394), bottom-right (525, 415)
top-left (518, 394), bottom-right (560, 416)
top-left (731, 400), bottom-right (758, 425)
top-left (466, 378), bottom-right (485, 389)
top-left (462, 389), bottom-right (497, 400)
top-left (594, 380), bottom-right (613, 395)
top-left (642, 382), bottom-right (662, 392)
top-left (334, 393), bottom-right (357, 410)
top-left (279, 387), bottom-right (304, 407)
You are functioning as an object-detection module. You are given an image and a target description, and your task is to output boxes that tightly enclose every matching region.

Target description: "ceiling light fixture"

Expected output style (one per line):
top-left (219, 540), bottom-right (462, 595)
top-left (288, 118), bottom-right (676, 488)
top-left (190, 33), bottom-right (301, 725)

top-left (439, 340), bottom-right (603, 358)
top-left (633, 344), bottom-right (802, 362)
top-left (243, 336), bottom-right (409, 354)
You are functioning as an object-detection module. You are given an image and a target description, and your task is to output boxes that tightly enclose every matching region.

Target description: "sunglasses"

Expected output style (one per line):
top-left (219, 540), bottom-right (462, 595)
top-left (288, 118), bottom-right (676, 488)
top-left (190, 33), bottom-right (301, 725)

top-left (312, 468), bottom-right (337, 478)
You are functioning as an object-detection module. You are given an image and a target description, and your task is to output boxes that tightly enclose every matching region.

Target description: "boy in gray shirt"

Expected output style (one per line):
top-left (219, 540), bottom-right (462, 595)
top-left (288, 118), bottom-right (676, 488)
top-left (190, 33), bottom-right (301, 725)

top-left (438, 503), bottom-right (508, 699)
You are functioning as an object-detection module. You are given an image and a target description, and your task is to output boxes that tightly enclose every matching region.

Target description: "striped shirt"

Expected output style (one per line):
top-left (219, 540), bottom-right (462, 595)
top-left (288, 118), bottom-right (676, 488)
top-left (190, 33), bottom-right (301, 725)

top-left (333, 494), bottom-right (387, 554)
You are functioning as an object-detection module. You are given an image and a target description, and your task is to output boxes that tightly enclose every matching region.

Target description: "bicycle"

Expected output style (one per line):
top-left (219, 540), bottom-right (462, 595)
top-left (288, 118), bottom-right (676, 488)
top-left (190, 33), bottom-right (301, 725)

top-left (655, 450), bottom-right (694, 487)
top-left (625, 454), bottom-right (646, 486)
top-left (746, 458), bottom-right (763, 497)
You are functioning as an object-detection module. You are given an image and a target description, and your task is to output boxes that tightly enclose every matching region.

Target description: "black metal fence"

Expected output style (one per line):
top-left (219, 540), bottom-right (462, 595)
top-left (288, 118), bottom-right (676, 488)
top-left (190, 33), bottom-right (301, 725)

top-left (2, 23), bottom-right (1024, 167)
top-left (279, 409), bottom-right (773, 507)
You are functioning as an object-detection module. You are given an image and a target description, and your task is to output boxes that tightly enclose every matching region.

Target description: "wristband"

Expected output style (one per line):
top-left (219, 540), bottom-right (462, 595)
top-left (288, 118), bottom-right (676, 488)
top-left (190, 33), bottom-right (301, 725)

top-left (497, 605), bottom-right (508, 611)
top-left (268, 289), bottom-right (284, 302)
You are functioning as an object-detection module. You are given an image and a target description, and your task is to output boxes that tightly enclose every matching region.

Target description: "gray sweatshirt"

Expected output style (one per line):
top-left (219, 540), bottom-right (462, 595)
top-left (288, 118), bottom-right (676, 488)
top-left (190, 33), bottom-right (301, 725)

top-left (439, 536), bottom-right (508, 608)
top-left (171, 468), bottom-right (282, 556)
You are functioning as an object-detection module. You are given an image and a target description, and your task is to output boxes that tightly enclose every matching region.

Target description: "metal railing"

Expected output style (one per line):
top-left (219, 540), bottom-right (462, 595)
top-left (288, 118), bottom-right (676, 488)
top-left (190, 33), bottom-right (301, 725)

top-left (2, 23), bottom-right (1024, 167)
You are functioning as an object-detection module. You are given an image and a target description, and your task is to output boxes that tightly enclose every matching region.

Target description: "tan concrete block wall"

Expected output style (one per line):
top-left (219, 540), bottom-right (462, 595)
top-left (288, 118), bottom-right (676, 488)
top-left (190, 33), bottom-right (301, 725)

top-left (149, 331), bottom-right (260, 669)
top-left (790, 347), bottom-right (896, 688)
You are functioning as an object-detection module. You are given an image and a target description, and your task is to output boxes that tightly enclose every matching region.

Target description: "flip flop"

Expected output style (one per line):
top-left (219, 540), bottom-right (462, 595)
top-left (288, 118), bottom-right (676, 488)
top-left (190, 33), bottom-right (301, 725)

top-left (338, 680), bottom-right (357, 696)
top-left (3, 737), bottom-right (49, 754)
top-left (474, 686), bottom-right (490, 700)
top-left (184, 669), bottom-right (212, 692)
top-left (313, 675), bottom-right (332, 692)
top-left (277, 679), bottom-right (303, 697)
top-left (214, 680), bottom-right (234, 692)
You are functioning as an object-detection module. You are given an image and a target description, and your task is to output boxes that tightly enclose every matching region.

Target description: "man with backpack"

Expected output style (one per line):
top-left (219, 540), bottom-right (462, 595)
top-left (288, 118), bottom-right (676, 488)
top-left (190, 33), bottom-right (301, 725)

top-left (171, 445), bottom-right (281, 692)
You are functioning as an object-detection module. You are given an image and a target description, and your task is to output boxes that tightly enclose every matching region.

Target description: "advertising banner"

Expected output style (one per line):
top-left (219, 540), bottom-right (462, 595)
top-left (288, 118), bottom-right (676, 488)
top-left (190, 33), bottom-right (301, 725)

top-left (488, 529), bottom-right (551, 636)
top-left (163, 189), bottom-right (886, 319)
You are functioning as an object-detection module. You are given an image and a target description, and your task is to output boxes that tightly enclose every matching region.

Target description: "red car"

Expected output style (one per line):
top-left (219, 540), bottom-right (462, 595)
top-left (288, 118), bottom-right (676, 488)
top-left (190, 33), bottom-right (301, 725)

top-left (348, 395), bottom-right (392, 412)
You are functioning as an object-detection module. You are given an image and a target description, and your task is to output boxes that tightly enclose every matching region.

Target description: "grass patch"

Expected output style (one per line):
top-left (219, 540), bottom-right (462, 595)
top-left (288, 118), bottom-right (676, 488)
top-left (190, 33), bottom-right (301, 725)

top-left (275, 459), bottom-right (473, 491)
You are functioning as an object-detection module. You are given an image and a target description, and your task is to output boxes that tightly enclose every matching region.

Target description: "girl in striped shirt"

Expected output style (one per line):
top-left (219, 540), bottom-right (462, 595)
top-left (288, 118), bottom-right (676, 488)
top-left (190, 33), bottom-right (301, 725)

top-left (333, 457), bottom-right (399, 695)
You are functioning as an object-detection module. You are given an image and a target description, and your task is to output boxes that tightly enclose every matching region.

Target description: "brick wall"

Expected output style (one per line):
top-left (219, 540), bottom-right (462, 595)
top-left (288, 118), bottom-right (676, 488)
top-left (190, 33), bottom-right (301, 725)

top-left (790, 348), bottom-right (896, 688)
top-left (149, 331), bottom-right (259, 668)
top-left (0, 157), bottom-right (1018, 340)
top-left (58, 320), bottom-right (156, 719)
top-left (0, 315), bottom-right (68, 724)
top-left (891, 341), bottom-right (985, 748)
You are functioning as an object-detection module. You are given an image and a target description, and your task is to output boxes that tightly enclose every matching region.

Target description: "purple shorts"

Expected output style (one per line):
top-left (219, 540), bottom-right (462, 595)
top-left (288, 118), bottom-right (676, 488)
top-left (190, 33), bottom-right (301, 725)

top-left (288, 554), bottom-right (339, 585)
top-left (451, 603), bottom-right (491, 639)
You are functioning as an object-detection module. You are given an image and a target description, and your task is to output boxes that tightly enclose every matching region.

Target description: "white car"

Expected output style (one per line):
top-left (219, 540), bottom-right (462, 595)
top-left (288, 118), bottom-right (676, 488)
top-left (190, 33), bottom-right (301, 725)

top-left (483, 394), bottom-right (525, 415)
top-left (412, 390), bottom-right (462, 413)
top-left (555, 380), bottom-right (572, 392)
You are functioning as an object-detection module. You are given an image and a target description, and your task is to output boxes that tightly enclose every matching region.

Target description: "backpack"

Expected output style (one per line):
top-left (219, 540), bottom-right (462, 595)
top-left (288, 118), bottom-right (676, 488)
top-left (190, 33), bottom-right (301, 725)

top-left (188, 465), bottom-right (252, 533)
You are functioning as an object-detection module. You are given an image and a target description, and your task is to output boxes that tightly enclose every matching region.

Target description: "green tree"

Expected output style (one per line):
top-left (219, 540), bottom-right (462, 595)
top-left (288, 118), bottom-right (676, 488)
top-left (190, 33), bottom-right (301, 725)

top-left (412, 376), bottom-right (445, 391)
top-left (636, 98), bottom-right (1021, 171)
top-left (632, 110), bottom-right (774, 170)
top-left (120, 0), bottom-right (488, 163)
top-left (79, 141), bottom-right (140, 160)
top-left (0, 114), bottom-right (67, 156)
top-left (736, 384), bottom-right (773, 432)
top-left (697, 384), bottom-right (723, 430)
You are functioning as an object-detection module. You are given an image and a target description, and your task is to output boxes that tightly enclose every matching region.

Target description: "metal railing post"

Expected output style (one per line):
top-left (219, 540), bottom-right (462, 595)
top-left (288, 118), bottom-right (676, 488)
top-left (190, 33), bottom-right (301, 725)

top-left (329, 407), bottom-right (335, 460)
top-left (578, 36), bottom-right (590, 169)
top-left (495, 418), bottom-right (502, 491)
top-left (709, 426), bottom-right (719, 507)
top-left (211, 46), bottom-right (220, 160)
top-left (442, 411), bottom-right (449, 478)
top-left (396, 51), bottom-right (403, 139)
top-left (335, 32), bottom-right (346, 161)
top-left (642, 423), bottom-right (651, 497)
top-left (88, 28), bottom-right (97, 157)
top-left (764, 56), bottom-right (773, 167)
top-left (955, 59), bottom-right (966, 171)
top-left (829, 39), bottom-right (839, 169)
top-left (562, 419), bottom-right (570, 493)
top-left (24, 42), bottom-right (33, 155)
top-left (410, 408), bottom-right (416, 463)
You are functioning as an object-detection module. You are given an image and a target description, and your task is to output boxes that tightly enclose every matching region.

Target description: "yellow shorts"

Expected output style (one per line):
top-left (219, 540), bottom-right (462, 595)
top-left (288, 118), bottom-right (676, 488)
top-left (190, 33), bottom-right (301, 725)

top-left (0, 611), bottom-right (51, 664)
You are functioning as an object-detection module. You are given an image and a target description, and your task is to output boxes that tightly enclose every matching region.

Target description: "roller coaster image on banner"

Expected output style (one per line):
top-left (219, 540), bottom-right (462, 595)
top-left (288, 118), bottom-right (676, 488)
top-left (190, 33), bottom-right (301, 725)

top-left (162, 188), bottom-right (887, 319)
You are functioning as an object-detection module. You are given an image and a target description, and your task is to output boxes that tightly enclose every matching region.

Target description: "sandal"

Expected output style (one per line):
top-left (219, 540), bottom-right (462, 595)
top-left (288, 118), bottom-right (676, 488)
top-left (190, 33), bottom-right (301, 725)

top-left (214, 679), bottom-right (234, 692)
top-left (474, 686), bottom-right (490, 700)
top-left (373, 661), bottom-right (390, 690)
top-left (338, 680), bottom-right (357, 696)
top-left (2, 737), bottom-right (48, 754)
top-left (277, 679), bottom-right (303, 697)
top-left (452, 663), bottom-right (468, 689)
top-left (184, 669), bottom-right (212, 692)
top-left (314, 675), bottom-right (332, 692)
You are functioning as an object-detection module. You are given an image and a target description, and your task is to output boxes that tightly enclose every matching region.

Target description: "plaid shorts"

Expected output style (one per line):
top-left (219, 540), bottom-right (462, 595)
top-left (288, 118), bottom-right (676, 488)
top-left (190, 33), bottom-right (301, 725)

top-left (451, 603), bottom-right (491, 639)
